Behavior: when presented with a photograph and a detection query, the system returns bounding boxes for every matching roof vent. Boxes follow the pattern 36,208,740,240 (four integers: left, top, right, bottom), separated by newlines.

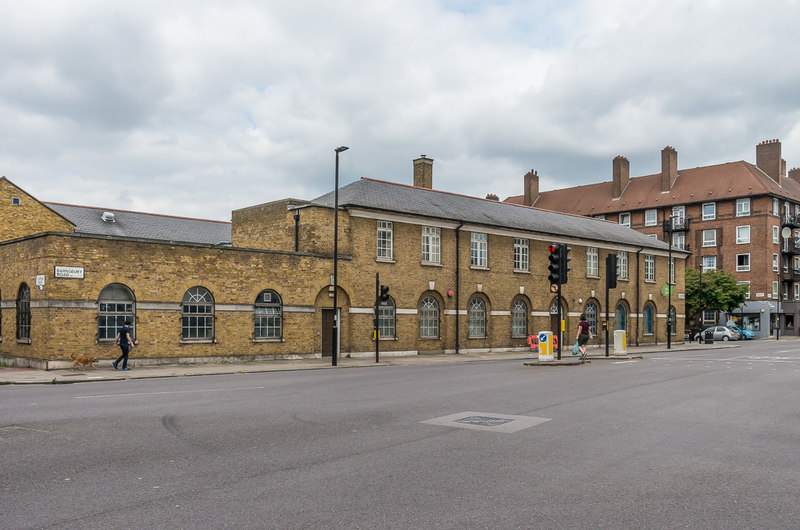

101,211,116,223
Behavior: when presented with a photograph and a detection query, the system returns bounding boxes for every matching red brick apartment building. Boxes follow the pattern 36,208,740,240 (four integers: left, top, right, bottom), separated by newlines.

506,139,800,338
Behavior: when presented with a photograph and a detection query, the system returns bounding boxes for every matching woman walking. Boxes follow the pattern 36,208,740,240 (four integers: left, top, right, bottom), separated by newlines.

576,313,592,358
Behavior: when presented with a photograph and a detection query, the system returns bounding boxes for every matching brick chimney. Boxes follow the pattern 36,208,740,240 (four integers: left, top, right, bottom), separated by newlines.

789,167,800,183
485,193,499,201
756,139,784,185
661,146,678,192
523,170,538,206
413,155,433,189
612,156,629,199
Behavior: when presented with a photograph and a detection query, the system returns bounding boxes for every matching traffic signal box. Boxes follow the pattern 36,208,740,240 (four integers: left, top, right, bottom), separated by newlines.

547,244,572,286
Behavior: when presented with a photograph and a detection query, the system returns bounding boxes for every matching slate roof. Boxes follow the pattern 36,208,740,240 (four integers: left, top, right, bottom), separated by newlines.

312,178,675,252
506,161,800,216
44,202,232,245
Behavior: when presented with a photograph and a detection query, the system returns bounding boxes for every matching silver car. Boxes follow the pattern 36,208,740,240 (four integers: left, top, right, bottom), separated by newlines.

694,326,739,342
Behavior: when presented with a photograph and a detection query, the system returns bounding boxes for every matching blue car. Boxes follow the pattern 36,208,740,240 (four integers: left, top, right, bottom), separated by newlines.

729,325,755,339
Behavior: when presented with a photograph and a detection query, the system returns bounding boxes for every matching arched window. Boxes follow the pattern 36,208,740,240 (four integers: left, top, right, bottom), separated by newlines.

98,284,135,341
378,296,396,339
511,298,528,337
468,297,486,338
182,286,214,340
419,296,439,338
254,289,282,339
585,301,598,335
643,304,654,335
615,303,627,331
668,305,677,335
17,283,30,341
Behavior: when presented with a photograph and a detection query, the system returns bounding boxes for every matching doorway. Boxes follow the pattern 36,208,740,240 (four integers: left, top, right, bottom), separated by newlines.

321,308,338,357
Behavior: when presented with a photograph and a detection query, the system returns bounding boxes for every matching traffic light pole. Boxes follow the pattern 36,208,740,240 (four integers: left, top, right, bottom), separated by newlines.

375,273,380,363
557,281,562,360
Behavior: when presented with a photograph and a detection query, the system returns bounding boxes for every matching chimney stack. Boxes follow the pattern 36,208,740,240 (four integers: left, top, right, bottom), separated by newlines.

413,155,433,189
756,139,784,184
523,170,539,206
789,167,800,183
612,156,629,199
485,193,499,201
661,146,678,192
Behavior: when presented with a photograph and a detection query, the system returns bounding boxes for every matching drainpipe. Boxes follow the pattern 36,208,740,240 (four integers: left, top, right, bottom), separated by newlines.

455,222,463,354
635,247,642,347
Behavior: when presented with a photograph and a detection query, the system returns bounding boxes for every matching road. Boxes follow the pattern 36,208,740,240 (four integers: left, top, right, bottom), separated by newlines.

2,340,800,528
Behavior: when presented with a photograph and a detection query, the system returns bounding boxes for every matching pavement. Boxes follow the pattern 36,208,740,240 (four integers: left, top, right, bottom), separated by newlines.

0,340,748,385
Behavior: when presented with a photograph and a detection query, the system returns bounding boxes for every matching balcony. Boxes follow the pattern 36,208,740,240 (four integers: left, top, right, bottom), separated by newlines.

782,238,800,256
663,216,691,233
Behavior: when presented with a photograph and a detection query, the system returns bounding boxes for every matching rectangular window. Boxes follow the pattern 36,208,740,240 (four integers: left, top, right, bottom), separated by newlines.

738,281,750,299
618,212,631,227
702,256,716,272
644,209,657,226
586,247,599,276
774,198,780,216
471,233,487,267
672,232,685,250
774,225,780,244
377,221,393,260
736,225,750,244
773,281,779,299
644,254,655,281
513,238,529,271
736,254,750,272
773,254,779,272
703,309,716,323
669,257,675,285
702,203,716,220
736,198,750,217
795,256,800,271
617,251,629,280
671,206,686,228
421,226,441,264
702,230,716,247
795,284,800,301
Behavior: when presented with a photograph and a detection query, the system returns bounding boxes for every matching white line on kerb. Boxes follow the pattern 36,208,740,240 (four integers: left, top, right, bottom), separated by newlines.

75,386,265,399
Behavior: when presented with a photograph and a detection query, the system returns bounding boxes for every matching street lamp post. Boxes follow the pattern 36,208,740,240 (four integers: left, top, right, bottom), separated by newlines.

332,146,349,366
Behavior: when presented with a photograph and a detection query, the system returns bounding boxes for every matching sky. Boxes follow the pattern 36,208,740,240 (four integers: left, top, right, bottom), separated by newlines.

2,0,800,221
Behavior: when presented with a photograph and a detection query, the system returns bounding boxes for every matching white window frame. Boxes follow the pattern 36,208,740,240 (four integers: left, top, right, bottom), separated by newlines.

773,254,779,272
644,254,655,281
702,202,716,221
421,226,441,264
702,229,716,247
773,281,779,299
702,256,717,272
774,198,780,216
644,209,657,226
513,238,529,272
736,254,750,272
618,212,631,227
736,225,750,244
586,247,599,277
795,284,800,301
774,225,780,244
672,232,685,250
617,251,629,280
377,221,393,261
471,233,488,268
669,257,675,285
736,198,750,217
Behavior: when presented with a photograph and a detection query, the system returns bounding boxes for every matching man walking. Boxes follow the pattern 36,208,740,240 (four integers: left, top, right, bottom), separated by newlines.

113,320,134,371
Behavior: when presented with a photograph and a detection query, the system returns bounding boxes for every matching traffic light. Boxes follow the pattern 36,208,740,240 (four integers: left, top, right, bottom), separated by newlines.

606,253,618,289
560,246,572,284
547,244,561,285
380,285,390,301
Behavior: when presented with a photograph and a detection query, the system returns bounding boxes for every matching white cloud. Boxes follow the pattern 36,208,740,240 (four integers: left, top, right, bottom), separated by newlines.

1,0,799,219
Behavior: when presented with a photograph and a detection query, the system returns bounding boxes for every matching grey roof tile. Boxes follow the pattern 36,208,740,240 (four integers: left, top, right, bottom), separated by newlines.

312,178,675,251
45,203,231,245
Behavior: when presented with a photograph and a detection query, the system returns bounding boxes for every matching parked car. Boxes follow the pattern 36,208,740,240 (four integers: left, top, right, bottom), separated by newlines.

728,324,755,339
694,326,739,342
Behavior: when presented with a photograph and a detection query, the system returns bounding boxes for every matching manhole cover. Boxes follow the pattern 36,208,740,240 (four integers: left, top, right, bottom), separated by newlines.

455,416,513,427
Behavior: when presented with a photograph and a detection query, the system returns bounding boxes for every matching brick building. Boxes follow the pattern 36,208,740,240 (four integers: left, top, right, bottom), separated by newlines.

0,160,686,369
506,139,800,338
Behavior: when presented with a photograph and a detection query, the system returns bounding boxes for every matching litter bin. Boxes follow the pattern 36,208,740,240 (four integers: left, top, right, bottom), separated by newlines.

704,330,714,344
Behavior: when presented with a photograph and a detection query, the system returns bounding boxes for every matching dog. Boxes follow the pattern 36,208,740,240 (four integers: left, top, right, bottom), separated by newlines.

70,352,99,370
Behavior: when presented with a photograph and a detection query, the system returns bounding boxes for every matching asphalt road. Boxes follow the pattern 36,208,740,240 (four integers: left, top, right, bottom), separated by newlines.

2,340,800,529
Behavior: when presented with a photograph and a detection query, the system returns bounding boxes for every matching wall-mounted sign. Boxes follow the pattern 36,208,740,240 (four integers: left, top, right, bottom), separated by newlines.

54,266,84,279
36,275,45,287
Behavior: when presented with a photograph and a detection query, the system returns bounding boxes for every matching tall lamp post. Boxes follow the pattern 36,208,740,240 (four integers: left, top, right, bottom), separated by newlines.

331,146,349,366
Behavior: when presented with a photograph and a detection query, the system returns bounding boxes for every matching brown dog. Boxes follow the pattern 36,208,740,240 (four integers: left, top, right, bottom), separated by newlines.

70,352,99,370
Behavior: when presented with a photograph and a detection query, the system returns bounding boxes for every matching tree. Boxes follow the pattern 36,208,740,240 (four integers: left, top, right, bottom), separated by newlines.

685,269,749,329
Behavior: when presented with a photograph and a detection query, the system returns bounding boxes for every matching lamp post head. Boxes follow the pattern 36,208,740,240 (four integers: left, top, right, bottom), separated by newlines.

335,146,349,153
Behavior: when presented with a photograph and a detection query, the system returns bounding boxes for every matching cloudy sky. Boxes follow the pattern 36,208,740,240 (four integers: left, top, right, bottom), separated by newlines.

2,0,800,221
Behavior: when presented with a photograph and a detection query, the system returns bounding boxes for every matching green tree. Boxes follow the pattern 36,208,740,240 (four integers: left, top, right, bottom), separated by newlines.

685,269,749,329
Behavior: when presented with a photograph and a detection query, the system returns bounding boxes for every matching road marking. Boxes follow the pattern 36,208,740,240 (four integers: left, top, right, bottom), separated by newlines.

613,360,637,364
75,386,264,399
421,411,551,433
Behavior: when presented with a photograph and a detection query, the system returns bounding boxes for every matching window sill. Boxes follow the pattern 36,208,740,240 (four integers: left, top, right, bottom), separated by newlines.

17,339,31,345
180,339,216,344
470,266,490,271
419,336,440,340
513,269,530,274
421,261,443,267
372,337,397,341
376,258,395,264
511,334,527,339
644,279,656,283
467,336,487,340
253,338,284,343
586,274,600,279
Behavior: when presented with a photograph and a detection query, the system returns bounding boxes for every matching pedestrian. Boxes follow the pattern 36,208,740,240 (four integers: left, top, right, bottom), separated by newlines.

113,320,134,371
576,313,592,357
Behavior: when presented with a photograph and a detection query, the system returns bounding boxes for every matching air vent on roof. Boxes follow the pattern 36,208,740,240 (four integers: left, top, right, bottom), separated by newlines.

101,211,116,223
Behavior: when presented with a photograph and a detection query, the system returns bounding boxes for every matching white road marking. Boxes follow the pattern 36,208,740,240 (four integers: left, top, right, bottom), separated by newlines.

75,386,265,399
613,360,637,364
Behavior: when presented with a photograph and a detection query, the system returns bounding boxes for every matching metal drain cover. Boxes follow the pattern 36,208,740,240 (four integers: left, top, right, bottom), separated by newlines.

421,411,551,433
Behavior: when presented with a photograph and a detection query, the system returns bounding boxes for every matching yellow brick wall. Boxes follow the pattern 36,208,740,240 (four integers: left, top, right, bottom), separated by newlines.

0,178,74,241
